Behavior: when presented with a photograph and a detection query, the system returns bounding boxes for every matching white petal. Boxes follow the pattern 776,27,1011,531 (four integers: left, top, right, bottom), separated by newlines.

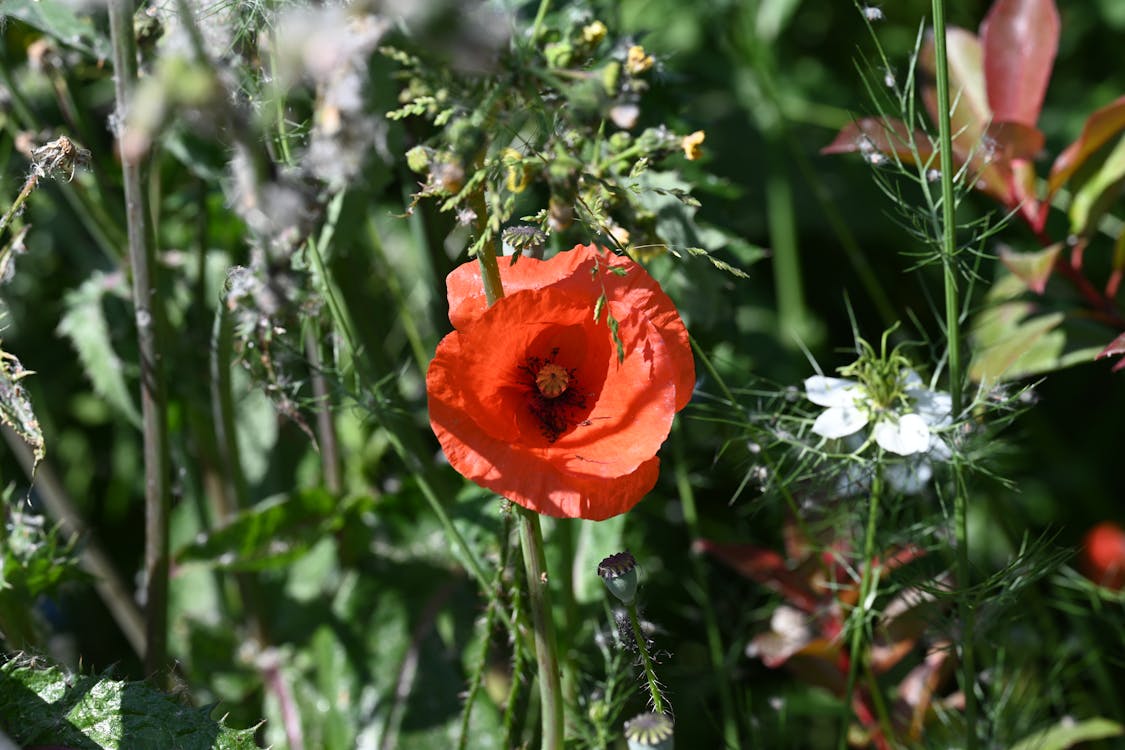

873,413,930,455
908,387,953,426
805,376,863,407
812,404,869,439
902,369,924,390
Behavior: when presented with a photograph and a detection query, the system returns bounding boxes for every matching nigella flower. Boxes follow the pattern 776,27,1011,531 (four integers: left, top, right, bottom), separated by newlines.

803,334,952,457
426,244,694,520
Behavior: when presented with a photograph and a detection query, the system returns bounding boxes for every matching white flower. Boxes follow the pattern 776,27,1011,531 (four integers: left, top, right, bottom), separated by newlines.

804,372,951,457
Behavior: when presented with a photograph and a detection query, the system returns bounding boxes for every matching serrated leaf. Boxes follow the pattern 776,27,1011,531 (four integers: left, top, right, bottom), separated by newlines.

998,242,1062,294
1048,95,1125,197
0,346,44,468
0,656,262,749
175,488,349,571
57,273,142,428
980,0,1059,128
0,0,111,59
1008,717,1123,750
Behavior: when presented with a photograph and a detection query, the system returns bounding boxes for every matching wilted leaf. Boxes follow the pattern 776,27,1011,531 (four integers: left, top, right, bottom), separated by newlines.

998,242,1063,294
980,0,1059,127
1048,95,1125,198
0,346,44,468
57,273,142,428
0,656,262,749
1008,717,1123,750
1066,134,1125,236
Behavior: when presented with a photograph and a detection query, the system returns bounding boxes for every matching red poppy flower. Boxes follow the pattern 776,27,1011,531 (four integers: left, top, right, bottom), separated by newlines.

426,243,694,520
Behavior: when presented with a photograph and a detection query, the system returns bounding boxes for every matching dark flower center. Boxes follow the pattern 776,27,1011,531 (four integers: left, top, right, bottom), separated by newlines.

521,348,587,442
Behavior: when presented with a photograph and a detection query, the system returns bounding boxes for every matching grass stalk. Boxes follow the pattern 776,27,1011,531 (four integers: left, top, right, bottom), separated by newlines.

108,0,171,681
928,0,977,744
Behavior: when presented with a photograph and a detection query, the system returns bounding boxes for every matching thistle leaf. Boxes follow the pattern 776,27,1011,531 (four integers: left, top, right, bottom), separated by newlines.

0,346,44,468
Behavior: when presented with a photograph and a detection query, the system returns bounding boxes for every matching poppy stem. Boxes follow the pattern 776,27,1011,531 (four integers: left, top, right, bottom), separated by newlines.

517,507,565,750
626,601,666,715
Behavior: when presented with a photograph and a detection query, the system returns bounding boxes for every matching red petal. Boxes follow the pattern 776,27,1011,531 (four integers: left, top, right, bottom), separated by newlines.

445,244,695,410
427,286,678,520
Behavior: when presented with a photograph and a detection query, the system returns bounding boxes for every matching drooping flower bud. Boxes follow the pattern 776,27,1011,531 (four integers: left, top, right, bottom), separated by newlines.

598,550,638,605
624,712,674,750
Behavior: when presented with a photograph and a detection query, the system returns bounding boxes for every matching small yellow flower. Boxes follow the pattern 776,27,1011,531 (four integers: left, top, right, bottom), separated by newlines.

502,148,529,193
582,20,607,46
681,130,705,161
625,45,654,75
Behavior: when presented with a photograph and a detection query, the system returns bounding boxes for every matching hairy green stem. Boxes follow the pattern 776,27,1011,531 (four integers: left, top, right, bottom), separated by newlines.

626,601,665,714
517,508,565,750
929,0,977,744
839,465,882,750
108,0,171,682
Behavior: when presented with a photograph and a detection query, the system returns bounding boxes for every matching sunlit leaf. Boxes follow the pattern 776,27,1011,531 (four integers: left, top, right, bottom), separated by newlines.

0,656,262,749
57,273,142,428
998,242,1063,294
1008,717,1123,750
969,274,1105,382
921,27,989,157
980,0,1059,127
175,489,360,571
1067,134,1125,236
0,0,111,58
1048,95,1125,197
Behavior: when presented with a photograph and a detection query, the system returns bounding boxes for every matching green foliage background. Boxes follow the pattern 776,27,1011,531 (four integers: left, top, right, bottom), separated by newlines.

0,0,1124,747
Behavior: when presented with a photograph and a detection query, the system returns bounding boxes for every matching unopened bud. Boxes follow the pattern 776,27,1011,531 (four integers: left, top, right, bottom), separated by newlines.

597,550,638,605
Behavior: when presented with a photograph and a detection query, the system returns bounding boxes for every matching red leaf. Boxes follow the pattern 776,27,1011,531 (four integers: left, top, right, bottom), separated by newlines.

820,117,934,164
980,0,1059,127
694,539,821,612
998,242,1064,294
1048,95,1125,198
1096,331,1125,372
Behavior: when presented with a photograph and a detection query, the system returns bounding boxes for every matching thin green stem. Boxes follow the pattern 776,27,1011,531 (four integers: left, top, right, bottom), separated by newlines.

626,601,665,714
0,175,39,239
517,508,564,750
839,464,882,750
109,0,171,683
530,0,551,43
929,1,977,745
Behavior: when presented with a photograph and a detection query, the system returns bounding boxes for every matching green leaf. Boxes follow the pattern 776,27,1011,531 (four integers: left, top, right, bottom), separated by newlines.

57,273,142,428
1067,134,1125,236
0,656,262,749
1008,717,1124,750
0,345,43,467
0,0,111,58
571,516,627,605
998,242,1063,294
175,488,354,571
969,273,1105,382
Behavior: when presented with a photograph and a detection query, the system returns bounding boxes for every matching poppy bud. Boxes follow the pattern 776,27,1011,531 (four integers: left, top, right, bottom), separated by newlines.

624,712,674,750
598,550,638,605
1081,522,1125,590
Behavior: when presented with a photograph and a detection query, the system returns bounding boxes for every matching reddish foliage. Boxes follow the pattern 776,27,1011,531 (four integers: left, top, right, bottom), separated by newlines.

1082,522,1125,590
